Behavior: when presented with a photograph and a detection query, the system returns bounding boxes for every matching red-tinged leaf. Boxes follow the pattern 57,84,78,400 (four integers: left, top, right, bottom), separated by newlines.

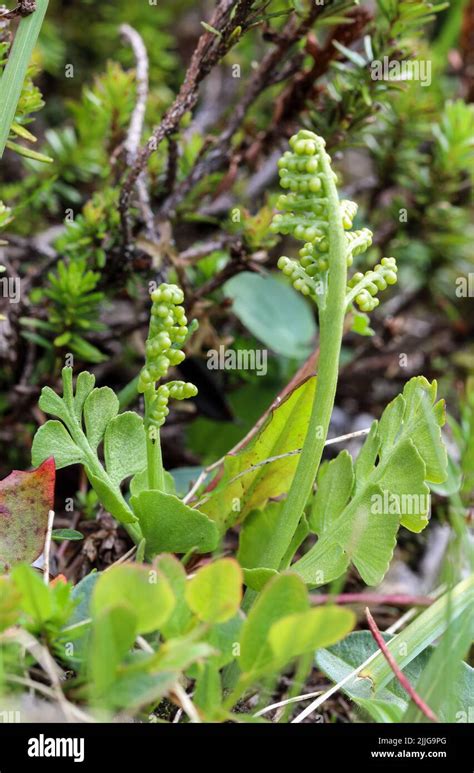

0,458,55,573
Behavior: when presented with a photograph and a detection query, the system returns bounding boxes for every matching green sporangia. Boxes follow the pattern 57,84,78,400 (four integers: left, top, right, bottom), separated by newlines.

31,284,217,555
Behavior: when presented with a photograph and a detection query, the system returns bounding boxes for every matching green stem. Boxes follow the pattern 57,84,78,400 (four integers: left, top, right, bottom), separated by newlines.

0,0,49,159
250,146,347,576
61,372,142,544
145,393,165,490
224,147,348,692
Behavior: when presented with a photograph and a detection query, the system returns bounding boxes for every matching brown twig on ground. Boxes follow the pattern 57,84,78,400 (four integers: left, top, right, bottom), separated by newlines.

0,0,36,19
162,136,179,199
177,235,241,265
158,4,325,220
311,593,434,607
248,6,372,160
365,607,439,723
119,23,157,241
119,0,261,248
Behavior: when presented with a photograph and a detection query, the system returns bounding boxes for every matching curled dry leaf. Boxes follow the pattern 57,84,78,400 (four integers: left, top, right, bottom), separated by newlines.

0,457,55,573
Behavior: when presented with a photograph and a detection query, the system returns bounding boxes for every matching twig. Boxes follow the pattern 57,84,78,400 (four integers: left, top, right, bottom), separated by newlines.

43,509,55,585
104,544,137,569
254,690,324,718
119,23,157,241
365,607,439,723
5,674,95,722
119,0,259,246
190,428,371,508
171,682,201,724
120,24,148,163
0,0,36,20
162,136,178,198
159,4,324,219
177,235,240,265
310,593,434,607
291,605,422,723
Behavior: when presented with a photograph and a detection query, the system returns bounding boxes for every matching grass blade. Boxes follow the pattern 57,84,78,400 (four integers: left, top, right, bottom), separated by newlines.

0,0,49,159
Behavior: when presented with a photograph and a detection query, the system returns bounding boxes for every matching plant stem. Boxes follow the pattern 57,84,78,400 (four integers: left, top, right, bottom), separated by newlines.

61,370,142,544
224,146,347,693
0,0,49,159
145,393,165,490
247,145,347,578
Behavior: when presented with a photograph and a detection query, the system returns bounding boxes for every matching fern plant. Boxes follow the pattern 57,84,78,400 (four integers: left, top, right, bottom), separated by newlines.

31,130,448,596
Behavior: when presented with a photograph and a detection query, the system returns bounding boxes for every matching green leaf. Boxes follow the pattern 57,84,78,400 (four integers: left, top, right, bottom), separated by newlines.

239,573,308,675
0,577,22,632
63,572,99,665
83,387,119,450
317,624,474,724
72,370,96,419
309,450,354,534
92,564,175,635
332,39,367,67
170,466,203,497
293,378,447,587
0,0,49,158
0,458,55,573
130,467,176,497
51,529,83,542
238,503,281,570
38,386,69,423
131,490,219,557
201,377,316,528
194,663,223,720
242,567,278,591
151,633,216,672
361,575,474,691
104,670,176,712
104,412,147,485
206,614,244,668
5,140,53,163
224,272,316,358
268,606,355,668
32,420,84,469
185,559,243,623
403,608,474,723
89,604,137,701
87,472,137,525
153,554,192,639
11,564,53,625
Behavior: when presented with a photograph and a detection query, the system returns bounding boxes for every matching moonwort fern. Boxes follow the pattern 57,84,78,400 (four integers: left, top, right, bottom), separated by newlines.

246,131,399,578
31,284,218,555
30,130,447,599
234,130,446,599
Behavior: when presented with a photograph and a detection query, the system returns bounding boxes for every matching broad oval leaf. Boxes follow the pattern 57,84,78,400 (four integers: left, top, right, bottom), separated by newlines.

185,558,243,623
224,272,316,358
92,563,175,635
0,458,55,573
131,489,219,557
240,573,308,675
268,606,355,668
